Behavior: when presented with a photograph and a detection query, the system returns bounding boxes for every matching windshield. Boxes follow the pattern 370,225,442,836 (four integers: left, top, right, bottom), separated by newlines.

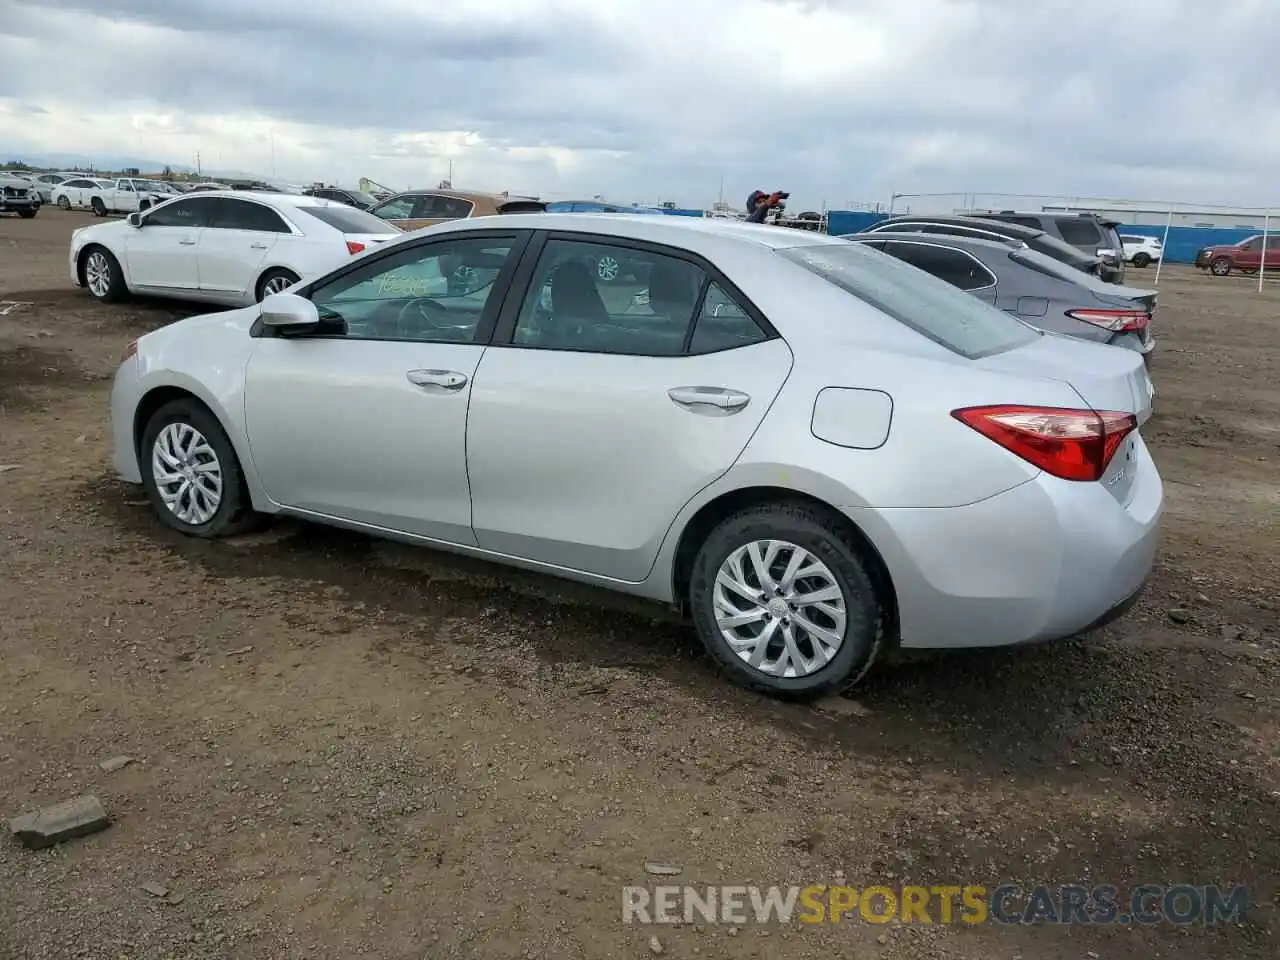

780,242,1039,359
296,205,402,235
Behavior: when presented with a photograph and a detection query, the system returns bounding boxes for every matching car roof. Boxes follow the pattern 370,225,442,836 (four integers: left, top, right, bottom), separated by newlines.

972,209,1122,227
437,212,849,251
851,230,1022,252
167,190,339,208
878,214,1044,238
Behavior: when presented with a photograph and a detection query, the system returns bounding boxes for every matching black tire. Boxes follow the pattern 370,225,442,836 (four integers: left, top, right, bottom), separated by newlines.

90,196,106,217
688,501,883,699
80,246,128,303
1132,253,1150,268
57,196,71,210
1211,257,1231,277
18,208,37,219
256,267,301,301
138,199,151,212
140,399,262,538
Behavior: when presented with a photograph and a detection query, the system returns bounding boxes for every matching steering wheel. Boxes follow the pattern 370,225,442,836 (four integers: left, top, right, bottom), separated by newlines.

394,297,451,338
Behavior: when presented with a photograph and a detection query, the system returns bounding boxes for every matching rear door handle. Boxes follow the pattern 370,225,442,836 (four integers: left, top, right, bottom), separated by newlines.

250,242,269,250
406,369,468,390
178,238,196,246
667,386,750,413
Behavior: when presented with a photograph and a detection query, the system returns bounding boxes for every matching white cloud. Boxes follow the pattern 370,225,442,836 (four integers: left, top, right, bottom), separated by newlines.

1,0,1278,210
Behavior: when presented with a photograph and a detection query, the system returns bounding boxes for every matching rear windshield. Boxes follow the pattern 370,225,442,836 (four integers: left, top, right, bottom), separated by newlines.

779,242,1039,359
1011,248,1117,292
296,204,401,235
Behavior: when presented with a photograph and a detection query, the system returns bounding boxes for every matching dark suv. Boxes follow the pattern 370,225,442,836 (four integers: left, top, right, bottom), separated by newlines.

963,210,1126,283
859,214,1111,281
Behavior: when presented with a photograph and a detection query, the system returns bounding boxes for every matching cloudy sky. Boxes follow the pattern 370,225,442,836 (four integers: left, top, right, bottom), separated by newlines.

1,0,1277,210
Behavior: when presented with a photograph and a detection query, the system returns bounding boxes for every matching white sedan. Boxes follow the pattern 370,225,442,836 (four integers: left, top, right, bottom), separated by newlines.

70,191,403,307
52,177,115,210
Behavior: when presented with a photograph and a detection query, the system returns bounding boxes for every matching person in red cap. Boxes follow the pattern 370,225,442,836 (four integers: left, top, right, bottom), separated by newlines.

746,190,771,223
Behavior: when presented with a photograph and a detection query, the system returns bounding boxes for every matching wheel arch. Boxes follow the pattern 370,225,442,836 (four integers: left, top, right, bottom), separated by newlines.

76,241,123,287
667,484,899,646
131,380,275,514
254,264,302,301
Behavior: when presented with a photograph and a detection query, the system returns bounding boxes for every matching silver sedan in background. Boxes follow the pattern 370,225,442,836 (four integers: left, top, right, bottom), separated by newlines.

108,214,1162,699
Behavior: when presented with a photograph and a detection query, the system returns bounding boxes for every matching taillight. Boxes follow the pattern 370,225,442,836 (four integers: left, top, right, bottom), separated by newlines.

346,240,365,255
121,340,138,362
1065,308,1150,332
952,405,1137,482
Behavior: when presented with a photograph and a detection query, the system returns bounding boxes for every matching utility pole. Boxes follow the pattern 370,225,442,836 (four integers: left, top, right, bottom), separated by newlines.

270,129,276,177
195,151,201,177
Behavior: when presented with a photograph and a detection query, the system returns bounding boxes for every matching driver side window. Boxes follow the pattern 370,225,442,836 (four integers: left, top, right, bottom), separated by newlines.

308,236,518,343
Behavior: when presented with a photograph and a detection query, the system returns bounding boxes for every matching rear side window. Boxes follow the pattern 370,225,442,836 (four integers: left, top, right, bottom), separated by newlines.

212,198,291,233
297,205,401,234
881,241,997,291
430,195,475,219
988,215,1043,230
780,243,1038,359
1056,218,1104,246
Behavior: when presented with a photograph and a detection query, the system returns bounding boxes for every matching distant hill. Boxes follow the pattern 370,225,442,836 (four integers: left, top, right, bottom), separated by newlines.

2,152,197,174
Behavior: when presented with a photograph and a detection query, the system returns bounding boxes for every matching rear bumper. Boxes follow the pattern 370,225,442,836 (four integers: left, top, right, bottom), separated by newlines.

847,437,1163,650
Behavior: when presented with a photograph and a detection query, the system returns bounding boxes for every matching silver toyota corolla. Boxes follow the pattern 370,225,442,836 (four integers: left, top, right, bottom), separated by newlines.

108,213,1162,699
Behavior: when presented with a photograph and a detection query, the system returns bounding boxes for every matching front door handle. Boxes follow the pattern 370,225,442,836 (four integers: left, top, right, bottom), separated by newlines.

406,369,468,390
178,238,196,246
668,386,751,413
250,242,269,250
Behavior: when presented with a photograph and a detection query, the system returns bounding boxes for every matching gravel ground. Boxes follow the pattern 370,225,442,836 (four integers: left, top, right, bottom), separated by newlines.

0,209,1277,960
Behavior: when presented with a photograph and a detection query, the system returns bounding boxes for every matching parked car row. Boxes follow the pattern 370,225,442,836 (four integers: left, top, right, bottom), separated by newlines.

848,213,1157,359
103,212,1161,699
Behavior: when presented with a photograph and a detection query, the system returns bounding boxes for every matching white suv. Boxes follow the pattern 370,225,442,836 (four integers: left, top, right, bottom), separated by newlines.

1120,234,1163,268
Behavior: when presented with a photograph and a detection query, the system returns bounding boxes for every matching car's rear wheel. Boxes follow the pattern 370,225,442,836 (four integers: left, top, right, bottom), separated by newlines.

82,246,127,302
90,197,107,216
140,399,262,538
256,268,300,301
57,196,71,210
688,502,883,699
1211,257,1232,276
1132,253,1151,268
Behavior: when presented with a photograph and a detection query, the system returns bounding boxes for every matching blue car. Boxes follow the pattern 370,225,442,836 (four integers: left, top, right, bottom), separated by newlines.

544,200,666,282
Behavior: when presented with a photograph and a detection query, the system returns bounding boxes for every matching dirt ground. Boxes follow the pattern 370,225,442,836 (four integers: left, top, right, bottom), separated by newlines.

0,209,1276,960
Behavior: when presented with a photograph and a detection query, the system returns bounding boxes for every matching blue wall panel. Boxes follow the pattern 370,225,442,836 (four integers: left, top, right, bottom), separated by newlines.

826,211,888,236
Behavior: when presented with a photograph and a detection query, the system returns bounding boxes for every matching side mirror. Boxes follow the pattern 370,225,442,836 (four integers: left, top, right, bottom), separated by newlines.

260,292,319,330
126,213,142,227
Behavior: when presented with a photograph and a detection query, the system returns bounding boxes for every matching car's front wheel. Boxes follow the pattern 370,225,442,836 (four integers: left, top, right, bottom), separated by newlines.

688,502,883,699
82,246,127,302
1211,257,1232,276
140,399,262,538
57,196,71,210
90,197,107,217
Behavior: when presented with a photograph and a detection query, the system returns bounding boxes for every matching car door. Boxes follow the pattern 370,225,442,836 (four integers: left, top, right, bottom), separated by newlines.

242,230,529,542
465,234,792,582
124,195,216,290
1236,237,1263,270
197,197,288,299
1264,235,1280,270
880,240,999,306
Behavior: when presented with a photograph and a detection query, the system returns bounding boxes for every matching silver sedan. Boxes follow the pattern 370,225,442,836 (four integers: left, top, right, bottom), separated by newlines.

108,213,1163,699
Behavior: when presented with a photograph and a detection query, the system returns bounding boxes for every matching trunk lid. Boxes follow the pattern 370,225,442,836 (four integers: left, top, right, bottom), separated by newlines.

975,333,1154,423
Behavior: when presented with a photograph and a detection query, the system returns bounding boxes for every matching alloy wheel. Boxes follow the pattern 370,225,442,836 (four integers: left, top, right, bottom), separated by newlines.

713,539,847,678
85,252,111,297
596,255,620,281
262,274,295,295
151,422,224,526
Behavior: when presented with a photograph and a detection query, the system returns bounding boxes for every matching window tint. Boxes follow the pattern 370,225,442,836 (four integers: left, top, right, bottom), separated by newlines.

211,198,290,232
1056,218,1103,246
779,242,1037,359
882,241,996,291
308,236,516,343
143,196,218,228
429,195,475,219
65,179,94,188
296,205,401,235
1010,249,1116,292
371,195,417,220
1241,237,1262,251
689,282,767,354
512,239,705,356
